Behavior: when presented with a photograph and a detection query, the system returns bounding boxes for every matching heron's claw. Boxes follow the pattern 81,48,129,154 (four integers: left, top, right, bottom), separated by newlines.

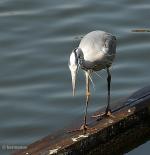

67,124,89,134
92,112,105,120
67,124,96,134
106,110,115,118
80,124,89,131
92,110,115,121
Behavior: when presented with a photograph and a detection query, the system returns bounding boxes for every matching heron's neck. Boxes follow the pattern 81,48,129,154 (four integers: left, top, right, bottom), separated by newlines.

75,48,87,70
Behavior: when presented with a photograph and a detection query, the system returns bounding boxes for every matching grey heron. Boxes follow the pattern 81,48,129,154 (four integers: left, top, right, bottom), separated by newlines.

69,30,116,131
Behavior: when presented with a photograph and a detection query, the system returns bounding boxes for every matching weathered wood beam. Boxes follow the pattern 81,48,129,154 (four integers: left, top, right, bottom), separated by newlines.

12,86,150,155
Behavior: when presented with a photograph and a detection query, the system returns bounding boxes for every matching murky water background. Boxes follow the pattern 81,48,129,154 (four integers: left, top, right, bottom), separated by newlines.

0,0,150,154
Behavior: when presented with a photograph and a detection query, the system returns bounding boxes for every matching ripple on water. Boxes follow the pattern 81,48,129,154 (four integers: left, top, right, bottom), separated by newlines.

0,1,150,155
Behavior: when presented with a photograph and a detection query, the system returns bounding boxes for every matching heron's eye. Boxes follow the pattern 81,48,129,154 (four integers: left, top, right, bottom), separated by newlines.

74,48,78,53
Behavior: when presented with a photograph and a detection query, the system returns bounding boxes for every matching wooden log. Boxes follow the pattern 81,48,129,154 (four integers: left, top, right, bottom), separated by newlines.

12,86,150,155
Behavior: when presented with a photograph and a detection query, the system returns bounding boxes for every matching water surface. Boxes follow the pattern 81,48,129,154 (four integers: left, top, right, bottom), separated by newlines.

0,0,150,154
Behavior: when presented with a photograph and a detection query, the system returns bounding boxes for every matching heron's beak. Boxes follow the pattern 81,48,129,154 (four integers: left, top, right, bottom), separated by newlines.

69,65,77,96
71,69,77,96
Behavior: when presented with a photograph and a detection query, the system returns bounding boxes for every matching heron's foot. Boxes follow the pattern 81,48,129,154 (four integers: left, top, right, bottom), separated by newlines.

92,111,105,120
67,124,88,134
80,124,97,134
67,124,96,134
80,124,89,131
106,110,115,118
92,110,115,121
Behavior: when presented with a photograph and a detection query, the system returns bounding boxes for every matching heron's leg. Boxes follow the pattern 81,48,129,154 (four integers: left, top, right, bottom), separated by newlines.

81,71,90,131
105,68,115,118
105,68,111,114
92,68,114,120
67,71,92,134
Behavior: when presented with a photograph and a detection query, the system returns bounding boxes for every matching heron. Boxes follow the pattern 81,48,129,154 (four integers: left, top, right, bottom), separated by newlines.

69,30,116,131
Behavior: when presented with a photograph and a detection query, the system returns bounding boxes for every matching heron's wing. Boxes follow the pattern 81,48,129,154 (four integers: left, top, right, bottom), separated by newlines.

103,34,116,56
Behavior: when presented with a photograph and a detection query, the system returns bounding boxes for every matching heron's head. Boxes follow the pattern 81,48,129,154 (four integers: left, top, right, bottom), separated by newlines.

68,48,83,96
